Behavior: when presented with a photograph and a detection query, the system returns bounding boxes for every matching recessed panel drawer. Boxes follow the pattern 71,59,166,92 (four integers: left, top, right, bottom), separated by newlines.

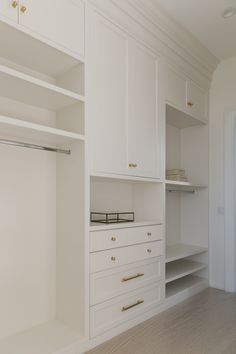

90,257,164,305
90,281,165,337
90,224,164,252
90,240,164,273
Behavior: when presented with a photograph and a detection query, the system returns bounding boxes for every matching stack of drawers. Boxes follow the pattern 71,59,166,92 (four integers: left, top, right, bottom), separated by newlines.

89,224,165,337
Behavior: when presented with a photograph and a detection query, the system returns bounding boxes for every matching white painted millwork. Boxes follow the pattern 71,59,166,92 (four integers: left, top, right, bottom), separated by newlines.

0,0,217,352
90,224,164,252
0,0,18,22
90,257,164,305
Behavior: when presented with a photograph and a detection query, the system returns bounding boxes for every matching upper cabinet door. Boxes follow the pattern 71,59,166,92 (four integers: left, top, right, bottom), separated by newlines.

0,0,18,23
127,41,160,178
89,15,128,175
186,80,208,122
18,0,84,56
166,67,186,111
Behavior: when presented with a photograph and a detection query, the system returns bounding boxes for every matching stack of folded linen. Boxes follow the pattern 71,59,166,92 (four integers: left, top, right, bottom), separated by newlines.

166,169,188,182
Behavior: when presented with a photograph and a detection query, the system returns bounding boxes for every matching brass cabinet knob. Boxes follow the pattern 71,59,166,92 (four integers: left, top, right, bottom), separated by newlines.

129,163,138,168
187,102,194,107
20,5,27,13
147,249,152,253
147,232,152,236
11,1,18,8
111,236,116,241
111,256,116,261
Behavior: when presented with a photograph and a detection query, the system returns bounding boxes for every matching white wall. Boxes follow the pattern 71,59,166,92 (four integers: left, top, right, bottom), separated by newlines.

210,57,236,290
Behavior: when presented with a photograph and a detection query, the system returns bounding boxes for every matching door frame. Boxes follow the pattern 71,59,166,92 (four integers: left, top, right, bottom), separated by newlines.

224,112,236,292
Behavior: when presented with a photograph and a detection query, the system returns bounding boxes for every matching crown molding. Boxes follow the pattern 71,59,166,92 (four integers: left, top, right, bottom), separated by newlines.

87,0,219,81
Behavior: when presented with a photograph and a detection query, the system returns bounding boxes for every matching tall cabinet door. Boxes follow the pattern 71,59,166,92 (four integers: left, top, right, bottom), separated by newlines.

0,0,18,23
18,0,84,56
88,15,128,175
127,41,160,178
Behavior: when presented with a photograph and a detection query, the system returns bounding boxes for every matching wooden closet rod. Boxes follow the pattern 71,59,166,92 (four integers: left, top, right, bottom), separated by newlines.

0,138,71,155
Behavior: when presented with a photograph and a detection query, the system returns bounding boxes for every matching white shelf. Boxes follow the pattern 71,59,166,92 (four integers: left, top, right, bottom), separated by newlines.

0,320,84,354
165,180,207,192
166,259,207,283
0,64,85,111
166,244,208,263
166,275,207,299
90,172,162,184
90,221,162,232
0,18,84,78
0,115,84,147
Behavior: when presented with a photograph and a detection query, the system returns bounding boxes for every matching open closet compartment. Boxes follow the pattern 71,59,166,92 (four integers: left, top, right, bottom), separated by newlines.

0,31,86,354
165,104,209,301
90,176,164,230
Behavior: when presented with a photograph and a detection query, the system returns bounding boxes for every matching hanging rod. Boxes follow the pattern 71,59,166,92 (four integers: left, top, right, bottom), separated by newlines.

166,189,195,194
0,138,71,155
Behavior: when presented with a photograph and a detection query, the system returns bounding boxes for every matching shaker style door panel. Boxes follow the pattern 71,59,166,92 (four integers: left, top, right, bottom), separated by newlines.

186,80,208,122
166,67,186,111
18,0,85,56
0,0,18,23
127,41,160,178
89,15,128,175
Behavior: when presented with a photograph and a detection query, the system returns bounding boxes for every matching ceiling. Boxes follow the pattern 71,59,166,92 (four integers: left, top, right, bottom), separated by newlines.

153,0,236,60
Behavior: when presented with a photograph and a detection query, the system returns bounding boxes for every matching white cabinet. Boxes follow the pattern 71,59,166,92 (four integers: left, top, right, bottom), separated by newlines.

127,41,160,178
166,66,208,122
186,80,207,121
89,14,161,179
0,0,18,22
90,16,128,175
18,0,84,56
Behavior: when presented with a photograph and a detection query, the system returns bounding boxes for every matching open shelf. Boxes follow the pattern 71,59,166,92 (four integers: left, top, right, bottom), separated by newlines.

0,64,85,111
90,221,162,231
166,104,207,129
166,244,208,263
166,275,207,299
0,19,84,78
0,115,85,147
165,180,207,192
0,320,84,354
90,172,162,184
166,259,207,283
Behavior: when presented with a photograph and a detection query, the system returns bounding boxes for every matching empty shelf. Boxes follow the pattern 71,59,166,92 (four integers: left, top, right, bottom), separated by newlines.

166,180,207,192
0,64,85,111
166,244,208,263
0,115,85,147
166,259,207,283
166,275,207,299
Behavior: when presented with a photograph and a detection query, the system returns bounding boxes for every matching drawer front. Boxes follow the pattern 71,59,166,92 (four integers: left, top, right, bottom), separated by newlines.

90,224,164,252
90,240,164,273
90,281,165,337
90,257,164,305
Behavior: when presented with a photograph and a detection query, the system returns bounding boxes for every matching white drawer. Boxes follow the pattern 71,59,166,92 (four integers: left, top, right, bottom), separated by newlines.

90,257,164,305
90,224,164,252
90,240,164,273
90,281,165,337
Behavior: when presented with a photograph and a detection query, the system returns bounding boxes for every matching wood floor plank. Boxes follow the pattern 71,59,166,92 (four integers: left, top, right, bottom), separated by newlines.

87,288,236,354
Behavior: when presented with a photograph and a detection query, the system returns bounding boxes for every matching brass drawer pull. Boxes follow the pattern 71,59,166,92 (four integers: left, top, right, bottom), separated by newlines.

122,299,144,312
111,236,117,241
187,102,194,107
129,163,137,168
147,249,152,253
111,256,116,261
122,273,144,282
20,5,27,13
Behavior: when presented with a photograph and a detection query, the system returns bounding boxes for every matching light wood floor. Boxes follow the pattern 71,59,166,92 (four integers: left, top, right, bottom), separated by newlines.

87,288,236,354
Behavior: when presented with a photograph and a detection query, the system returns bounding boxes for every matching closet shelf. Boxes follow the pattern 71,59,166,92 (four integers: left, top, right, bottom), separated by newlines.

165,180,207,192
0,115,85,147
166,244,208,263
166,259,207,284
0,64,85,111
166,275,207,299
0,320,84,354
0,19,84,78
